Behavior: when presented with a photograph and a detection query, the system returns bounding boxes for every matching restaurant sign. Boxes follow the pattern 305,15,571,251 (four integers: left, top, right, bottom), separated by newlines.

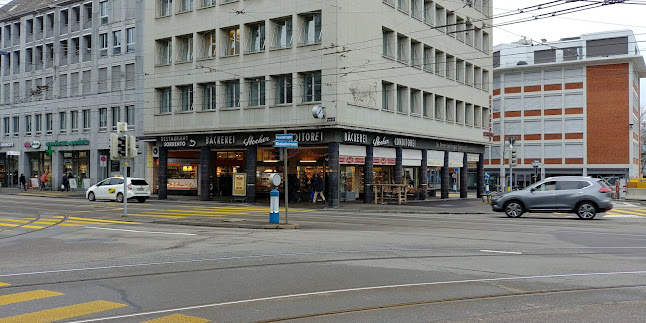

161,135,196,148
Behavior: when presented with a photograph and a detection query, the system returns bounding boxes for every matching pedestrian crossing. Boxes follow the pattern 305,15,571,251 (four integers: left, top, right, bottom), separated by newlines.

128,206,314,219
0,287,211,322
0,216,140,232
604,208,646,218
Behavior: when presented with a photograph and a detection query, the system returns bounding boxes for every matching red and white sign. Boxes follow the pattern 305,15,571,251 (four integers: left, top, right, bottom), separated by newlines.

100,155,107,167
373,157,396,165
340,156,365,165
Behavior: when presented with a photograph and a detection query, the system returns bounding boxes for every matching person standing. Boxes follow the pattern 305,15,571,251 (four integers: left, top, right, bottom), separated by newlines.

312,173,326,204
62,174,70,192
19,174,26,191
40,171,48,190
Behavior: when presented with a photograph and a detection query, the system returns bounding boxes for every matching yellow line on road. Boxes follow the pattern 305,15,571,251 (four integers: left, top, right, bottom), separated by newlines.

139,212,226,218
610,209,646,216
166,209,249,215
126,214,187,219
0,300,127,323
142,314,210,323
52,216,140,224
0,223,43,229
0,282,10,287
0,290,63,306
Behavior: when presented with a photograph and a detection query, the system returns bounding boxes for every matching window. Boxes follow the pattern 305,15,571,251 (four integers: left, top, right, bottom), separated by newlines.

225,27,240,56
157,38,172,65
113,30,121,55
111,107,120,131
99,33,108,57
302,71,322,102
71,110,78,132
423,46,432,71
382,81,394,110
396,36,407,64
179,85,194,111
125,64,135,89
125,105,135,129
25,115,32,135
59,111,66,133
99,1,108,25
272,18,292,49
224,81,240,108
160,0,173,17
199,30,216,59
396,86,406,113
202,0,216,7
382,29,394,58
34,114,41,134
247,23,265,53
98,108,107,130
248,78,265,106
411,0,421,18
180,0,193,12
398,0,409,12
300,12,322,45
410,89,420,115
177,34,193,62
411,40,421,68
275,75,292,105
3,117,8,136
83,109,90,130
159,87,172,113
13,116,19,136
45,113,52,134
126,28,135,52
423,0,433,24
201,83,216,110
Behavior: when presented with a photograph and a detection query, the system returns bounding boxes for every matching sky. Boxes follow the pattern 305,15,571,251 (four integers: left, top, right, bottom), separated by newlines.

492,0,646,107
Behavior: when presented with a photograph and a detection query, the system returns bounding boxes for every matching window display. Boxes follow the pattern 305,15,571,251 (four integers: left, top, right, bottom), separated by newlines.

167,159,199,190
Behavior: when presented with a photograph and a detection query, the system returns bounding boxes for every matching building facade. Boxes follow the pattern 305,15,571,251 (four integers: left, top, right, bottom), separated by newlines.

0,0,145,189
487,30,646,189
143,0,493,205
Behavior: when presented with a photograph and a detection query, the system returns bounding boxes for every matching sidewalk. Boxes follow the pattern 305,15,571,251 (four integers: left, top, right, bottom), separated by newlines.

1,186,494,215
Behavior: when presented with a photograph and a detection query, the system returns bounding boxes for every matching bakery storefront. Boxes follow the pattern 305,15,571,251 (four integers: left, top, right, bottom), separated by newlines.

154,130,485,204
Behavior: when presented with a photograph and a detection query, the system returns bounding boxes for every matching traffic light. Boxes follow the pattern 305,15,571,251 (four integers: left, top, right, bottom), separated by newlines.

117,135,127,158
127,135,137,158
110,133,120,160
510,148,517,167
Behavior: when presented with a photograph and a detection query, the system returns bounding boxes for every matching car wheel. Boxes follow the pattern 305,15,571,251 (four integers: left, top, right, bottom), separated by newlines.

576,202,596,219
88,192,96,202
116,193,124,203
505,201,524,218
137,198,146,203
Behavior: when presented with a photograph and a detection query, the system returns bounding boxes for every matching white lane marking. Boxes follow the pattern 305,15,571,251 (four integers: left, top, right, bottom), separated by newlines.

4,247,646,278
480,249,522,255
604,214,641,218
68,269,646,323
84,226,197,236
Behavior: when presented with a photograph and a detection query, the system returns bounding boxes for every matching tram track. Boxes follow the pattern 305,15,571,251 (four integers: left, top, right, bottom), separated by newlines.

0,212,69,240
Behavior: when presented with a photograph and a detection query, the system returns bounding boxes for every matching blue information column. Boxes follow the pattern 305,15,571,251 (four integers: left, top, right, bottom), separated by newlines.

268,173,282,224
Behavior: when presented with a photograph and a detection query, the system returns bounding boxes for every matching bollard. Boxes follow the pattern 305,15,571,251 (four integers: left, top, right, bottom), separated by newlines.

485,183,490,194
269,188,279,224
452,181,457,193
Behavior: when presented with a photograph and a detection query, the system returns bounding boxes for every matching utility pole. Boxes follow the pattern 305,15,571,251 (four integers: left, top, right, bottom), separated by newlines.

508,136,517,191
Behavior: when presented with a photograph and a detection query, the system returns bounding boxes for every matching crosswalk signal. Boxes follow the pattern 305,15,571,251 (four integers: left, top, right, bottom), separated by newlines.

117,135,127,158
510,148,517,167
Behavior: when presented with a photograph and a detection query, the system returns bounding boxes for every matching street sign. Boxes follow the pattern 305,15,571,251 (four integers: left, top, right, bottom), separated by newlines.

485,172,490,179
275,134,294,141
100,155,107,167
274,141,298,148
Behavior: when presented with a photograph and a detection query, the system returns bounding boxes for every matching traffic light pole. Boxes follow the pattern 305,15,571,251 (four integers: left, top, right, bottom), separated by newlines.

123,161,128,217
509,143,513,191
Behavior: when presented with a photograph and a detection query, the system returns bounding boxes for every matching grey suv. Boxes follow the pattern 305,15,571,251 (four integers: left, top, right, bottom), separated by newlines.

491,176,613,219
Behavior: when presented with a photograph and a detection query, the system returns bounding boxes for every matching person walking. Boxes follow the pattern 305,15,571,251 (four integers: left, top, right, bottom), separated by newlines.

19,174,26,191
40,171,48,190
312,173,326,204
62,174,70,192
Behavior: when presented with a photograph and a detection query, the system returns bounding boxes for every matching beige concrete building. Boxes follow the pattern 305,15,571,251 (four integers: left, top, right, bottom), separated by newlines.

143,0,493,205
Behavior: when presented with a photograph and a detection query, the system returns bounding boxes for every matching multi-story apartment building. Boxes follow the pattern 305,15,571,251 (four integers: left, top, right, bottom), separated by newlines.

486,30,646,189
144,0,493,205
0,0,144,189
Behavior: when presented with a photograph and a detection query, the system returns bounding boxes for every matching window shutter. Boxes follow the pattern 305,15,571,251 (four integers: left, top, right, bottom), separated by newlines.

565,143,584,158
125,64,135,89
504,97,521,111
544,94,561,109
524,96,541,110
504,73,521,87
564,118,583,133
564,93,583,108
523,144,541,158
524,120,541,134
564,68,583,83
524,71,541,86
111,65,121,92
543,69,561,84
544,119,562,134
492,98,500,112
544,144,562,158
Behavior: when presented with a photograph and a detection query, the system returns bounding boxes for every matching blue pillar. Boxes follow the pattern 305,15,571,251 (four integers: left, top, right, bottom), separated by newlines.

395,147,403,184
158,147,168,200
441,151,449,199
460,153,468,198
419,149,428,200
200,146,210,201
246,145,257,203
328,142,340,208
364,145,374,203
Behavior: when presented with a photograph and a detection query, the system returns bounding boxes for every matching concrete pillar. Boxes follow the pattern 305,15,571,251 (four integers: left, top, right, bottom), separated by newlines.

158,147,168,200
419,149,428,200
246,145,257,203
90,148,98,187
477,153,484,198
460,153,468,198
441,151,449,199
328,142,340,208
52,151,63,190
364,145,374,203
199,146,210,201
395,147,403,184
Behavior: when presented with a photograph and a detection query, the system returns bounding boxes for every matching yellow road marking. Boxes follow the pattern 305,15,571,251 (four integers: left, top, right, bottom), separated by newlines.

52,216,140,224
195,207,313,212
0,282,10,287
0,223,43,229
0,300,127,323
142,314,210,323
138,212,226,218
126,214,187,219
0,290,63,306
609,209,646,216
166,209,249,215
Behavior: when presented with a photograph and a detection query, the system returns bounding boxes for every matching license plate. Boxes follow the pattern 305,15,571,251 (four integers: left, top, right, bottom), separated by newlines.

137,188,144,191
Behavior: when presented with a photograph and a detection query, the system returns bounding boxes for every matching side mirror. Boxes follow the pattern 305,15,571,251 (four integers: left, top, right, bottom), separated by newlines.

530,188,536,193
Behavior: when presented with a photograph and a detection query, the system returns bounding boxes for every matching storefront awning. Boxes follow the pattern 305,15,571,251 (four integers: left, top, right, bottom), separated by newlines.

449,152,464,168
340,144,367,165
467,153,480,162
373,147,396,165
403,149,421,166
427,150,444,167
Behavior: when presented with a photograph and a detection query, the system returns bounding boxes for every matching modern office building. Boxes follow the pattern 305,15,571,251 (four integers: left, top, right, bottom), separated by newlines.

143,0,493,205
0,0,144,189
487,30,646,189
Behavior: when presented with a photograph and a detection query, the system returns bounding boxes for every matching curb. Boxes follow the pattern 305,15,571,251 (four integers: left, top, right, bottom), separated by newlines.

152,219,300,229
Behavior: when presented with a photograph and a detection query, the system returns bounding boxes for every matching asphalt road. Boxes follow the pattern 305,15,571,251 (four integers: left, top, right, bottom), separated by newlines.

0,194,645,322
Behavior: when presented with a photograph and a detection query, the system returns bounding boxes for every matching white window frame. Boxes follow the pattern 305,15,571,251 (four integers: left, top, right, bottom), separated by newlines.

177,34,193,62
179,85,194,111
302,71,321,102
272,18,292,49
224,81,240,108
25,115,32,136
98,108,107,130
200,30,216,59
201,83,216,110
99,33,108,57
71,110,78,132
45,113,52,134
59,111,66,134
111,106,120,131
159,88,172,113
299,12,322,45
248,78,265,107
99,1,108,25
225,27,240,56
247,23,265,53
160,0,173,17
275,75,292,105
125,105,135,130
179,0,194,13
113,30,121,55
157,38,172,65
126,27,135,53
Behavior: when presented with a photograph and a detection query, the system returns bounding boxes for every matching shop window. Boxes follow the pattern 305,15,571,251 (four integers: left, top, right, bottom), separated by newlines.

167,158,199,191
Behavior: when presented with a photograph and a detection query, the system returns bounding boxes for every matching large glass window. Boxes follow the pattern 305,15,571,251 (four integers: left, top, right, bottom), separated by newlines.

275,75,292,105
302,71,321,102
201,83,216,110
224,81,240,108
159,87,172,113
301,13,322,45
248,79,265,106
272,18,292,49
179,85,194,111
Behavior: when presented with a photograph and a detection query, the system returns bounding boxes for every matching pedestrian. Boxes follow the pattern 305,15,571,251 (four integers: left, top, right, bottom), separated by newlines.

19,173,26,191
40,171,48,190
62,174,70,192
312,173,326,204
